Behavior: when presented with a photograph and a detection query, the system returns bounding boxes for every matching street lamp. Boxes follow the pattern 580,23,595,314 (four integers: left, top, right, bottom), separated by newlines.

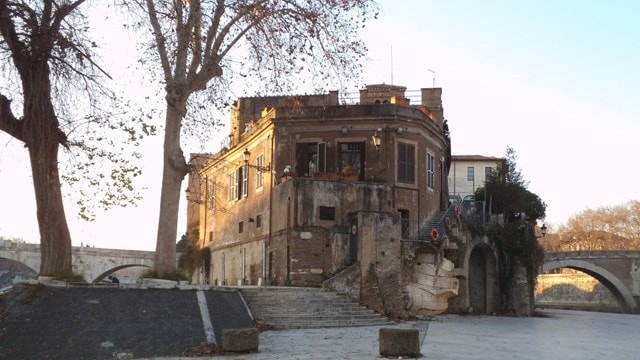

540,224,547,237
372,129,382,149
243,148,270,172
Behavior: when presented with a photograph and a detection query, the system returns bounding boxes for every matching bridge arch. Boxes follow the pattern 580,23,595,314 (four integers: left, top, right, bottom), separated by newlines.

92,264,151,283
541,259,637,313
0,257,38,276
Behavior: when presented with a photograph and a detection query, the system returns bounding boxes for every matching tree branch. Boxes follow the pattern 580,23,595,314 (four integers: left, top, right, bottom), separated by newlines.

146,0,174,85
0,0,29,67
0,94,25,142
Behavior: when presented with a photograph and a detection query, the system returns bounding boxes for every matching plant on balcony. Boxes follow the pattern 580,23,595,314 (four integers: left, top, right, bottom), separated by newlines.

341,164,358,176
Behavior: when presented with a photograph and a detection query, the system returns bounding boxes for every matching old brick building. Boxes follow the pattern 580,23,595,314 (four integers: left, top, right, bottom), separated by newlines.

187,84,462,316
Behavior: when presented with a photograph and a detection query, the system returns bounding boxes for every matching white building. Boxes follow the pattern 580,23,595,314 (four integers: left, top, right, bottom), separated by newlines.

448,155,504,200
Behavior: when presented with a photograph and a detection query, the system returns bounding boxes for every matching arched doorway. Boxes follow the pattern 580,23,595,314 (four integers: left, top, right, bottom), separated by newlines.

468,244,498,313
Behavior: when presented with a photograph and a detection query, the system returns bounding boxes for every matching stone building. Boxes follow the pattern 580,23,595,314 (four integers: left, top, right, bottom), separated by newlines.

187,84,467,317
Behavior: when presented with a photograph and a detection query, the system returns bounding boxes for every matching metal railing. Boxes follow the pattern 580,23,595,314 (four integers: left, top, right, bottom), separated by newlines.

337,89,426,105
402,196,464,243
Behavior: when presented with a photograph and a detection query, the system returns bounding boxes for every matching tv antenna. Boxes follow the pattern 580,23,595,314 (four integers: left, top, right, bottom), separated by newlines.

428,69,436,88
390,45,394,84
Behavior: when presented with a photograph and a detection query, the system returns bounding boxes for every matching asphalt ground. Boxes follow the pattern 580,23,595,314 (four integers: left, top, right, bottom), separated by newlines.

0,285,252,360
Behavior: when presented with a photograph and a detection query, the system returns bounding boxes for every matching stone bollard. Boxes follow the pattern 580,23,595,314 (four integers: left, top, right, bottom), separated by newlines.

379,328,421,358
221,328,259,352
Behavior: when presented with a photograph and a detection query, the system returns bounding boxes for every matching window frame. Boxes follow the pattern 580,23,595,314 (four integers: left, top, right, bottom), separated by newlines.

426,151,435,190
467,166,475,182
228,170,237,202
241,164,248,198
256,153,265,189
397,142,416,184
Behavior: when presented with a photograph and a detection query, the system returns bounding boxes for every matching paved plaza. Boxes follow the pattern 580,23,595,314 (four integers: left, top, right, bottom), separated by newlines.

142,309,640,360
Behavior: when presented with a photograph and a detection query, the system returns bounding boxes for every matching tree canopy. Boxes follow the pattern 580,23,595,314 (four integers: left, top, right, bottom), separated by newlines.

0,0,150,277
472,147,547,314
542,200,640,251
474,147,546,224
124,0,378,276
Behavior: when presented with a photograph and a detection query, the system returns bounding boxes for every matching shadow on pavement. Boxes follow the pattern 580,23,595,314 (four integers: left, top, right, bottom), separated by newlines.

0,284,252,360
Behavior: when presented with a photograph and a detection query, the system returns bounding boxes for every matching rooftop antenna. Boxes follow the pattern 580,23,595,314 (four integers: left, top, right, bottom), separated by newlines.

428,69,436,88
390,45,394,84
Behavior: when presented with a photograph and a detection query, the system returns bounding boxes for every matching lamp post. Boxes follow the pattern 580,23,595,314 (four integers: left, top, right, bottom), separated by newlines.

243,148,270,172
537,223,547,238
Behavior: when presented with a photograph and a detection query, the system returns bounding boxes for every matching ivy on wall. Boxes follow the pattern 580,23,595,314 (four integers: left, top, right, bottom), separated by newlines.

486,222,545,312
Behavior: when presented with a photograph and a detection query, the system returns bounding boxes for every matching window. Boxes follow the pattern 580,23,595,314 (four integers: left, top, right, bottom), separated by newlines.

339,142,364,178
256,154,265,188
241,165,248,198
467,166,475,182
296,142,326,177
319,206,336,221
228,166,247,202
397,143,415,183
228,171,237,201
399,209,410,238
426,152,435,189
238,221,244,233
256,214,262,228
207,178,215,211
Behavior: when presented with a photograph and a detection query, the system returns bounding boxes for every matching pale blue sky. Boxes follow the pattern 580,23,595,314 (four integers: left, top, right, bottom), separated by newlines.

361,0,640,227
1,1,639,249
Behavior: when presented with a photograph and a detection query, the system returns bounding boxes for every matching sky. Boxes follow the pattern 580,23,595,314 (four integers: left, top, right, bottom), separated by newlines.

1,0,639,250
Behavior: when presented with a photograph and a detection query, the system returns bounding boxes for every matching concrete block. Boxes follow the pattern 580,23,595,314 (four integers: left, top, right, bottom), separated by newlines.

222,328,259,352
379,328,421,358
141,278,177,289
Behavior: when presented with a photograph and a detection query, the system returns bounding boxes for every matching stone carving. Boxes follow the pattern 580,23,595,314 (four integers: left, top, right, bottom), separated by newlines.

405,254,459,316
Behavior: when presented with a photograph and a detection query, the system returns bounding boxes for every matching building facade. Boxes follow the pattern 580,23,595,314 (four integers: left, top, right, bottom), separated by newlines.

187,84,462,316
448,155,505,201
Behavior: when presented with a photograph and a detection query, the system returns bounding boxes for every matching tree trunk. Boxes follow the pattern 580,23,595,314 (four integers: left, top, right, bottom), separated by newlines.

23,64,73,278
154,99,188,276
30,140,73,277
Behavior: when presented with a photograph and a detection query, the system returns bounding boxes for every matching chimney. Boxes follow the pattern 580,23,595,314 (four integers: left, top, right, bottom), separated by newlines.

421,88,443,125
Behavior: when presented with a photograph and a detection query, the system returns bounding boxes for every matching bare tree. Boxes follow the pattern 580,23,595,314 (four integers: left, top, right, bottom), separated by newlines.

0,1,149,278
544,200,640,251
127,0,378,276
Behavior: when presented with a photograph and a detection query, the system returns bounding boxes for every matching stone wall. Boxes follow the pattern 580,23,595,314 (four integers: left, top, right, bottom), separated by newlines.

322,262,361,301
536,273,621,312
209,239,265,286
289,227,332,286
357,211,405,317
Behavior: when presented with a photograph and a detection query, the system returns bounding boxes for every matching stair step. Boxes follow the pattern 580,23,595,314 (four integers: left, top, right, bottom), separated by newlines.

240,287,391,329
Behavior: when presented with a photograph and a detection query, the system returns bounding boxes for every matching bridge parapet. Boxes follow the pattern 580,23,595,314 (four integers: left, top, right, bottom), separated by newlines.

545,251,640,261
0,240,40,251
0,241,169,283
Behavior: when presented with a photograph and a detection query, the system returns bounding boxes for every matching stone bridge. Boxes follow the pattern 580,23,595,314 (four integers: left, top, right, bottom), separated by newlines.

541,251,640,313
0,240,162,283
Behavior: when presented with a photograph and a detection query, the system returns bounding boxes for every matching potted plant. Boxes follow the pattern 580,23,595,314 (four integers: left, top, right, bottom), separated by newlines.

341,164,358,181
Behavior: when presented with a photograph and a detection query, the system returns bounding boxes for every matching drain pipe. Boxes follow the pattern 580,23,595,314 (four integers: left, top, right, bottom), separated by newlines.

262,241,267,284
241,247,246,285
221,252,225,285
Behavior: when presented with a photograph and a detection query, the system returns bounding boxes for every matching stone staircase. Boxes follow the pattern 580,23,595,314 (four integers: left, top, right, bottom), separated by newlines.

239,287,394,329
